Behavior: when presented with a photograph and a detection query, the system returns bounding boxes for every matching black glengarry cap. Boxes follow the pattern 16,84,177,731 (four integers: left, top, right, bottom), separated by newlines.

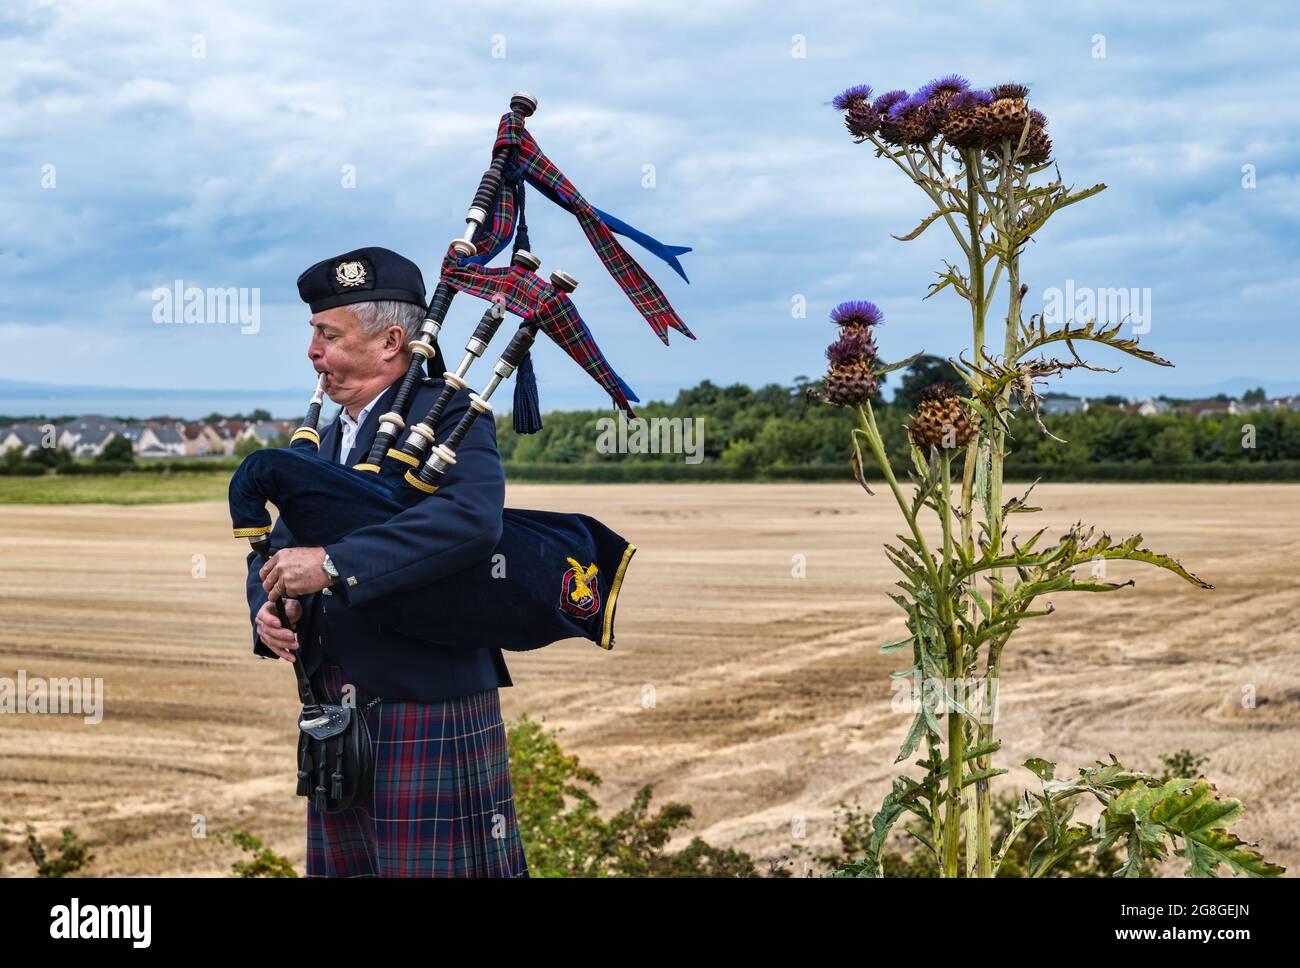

297,245,427,313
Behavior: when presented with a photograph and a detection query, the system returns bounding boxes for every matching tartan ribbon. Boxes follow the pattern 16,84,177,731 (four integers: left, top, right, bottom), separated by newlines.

492,112,693,346
439,262,639,416
464,155,521,267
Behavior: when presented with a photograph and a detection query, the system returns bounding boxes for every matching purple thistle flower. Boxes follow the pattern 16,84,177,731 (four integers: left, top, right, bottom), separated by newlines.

900,91,930,114
919,74,970,100
826,328,879,366
1029,108,1048,127
872,90,909,116
889,92,929,120
833,84,874,111
831,300,884,328
950,90,992,112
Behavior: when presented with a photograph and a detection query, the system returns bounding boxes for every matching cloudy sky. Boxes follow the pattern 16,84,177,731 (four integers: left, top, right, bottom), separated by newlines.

1,0,1297,414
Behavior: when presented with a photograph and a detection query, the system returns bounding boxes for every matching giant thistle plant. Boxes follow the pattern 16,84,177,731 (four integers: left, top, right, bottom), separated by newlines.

824,78,1283,878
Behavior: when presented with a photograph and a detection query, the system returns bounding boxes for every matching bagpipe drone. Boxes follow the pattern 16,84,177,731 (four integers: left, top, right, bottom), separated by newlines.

230,91,693,655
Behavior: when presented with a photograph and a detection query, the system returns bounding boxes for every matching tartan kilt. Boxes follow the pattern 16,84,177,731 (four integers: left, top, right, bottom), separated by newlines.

304,660,529,878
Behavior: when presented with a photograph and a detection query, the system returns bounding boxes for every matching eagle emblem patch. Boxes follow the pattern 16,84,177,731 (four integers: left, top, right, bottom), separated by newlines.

559,557,600,618
335,260,367,287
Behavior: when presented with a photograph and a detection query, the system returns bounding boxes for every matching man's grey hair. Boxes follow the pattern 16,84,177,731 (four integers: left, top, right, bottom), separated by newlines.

349,300,425,344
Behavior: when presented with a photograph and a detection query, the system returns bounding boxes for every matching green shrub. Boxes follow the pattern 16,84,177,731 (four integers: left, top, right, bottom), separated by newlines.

97,435,135,463
508,713,763,877
212,824,298,878
25,825,95,877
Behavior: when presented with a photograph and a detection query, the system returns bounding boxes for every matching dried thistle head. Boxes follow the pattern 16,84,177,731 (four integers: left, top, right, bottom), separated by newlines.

894,93,941,145
823,362,880,407
988,82,1030,101
873,90,912,145
942,90,992,148
908,382,978,450
981,96,1030,143
826,327,878,367
1022,109,1052,163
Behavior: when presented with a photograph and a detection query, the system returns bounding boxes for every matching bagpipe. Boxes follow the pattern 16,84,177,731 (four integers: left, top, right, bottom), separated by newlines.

230,91,693,656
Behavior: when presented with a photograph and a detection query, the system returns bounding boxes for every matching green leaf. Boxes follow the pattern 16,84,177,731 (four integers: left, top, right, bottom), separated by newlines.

1058,181,1107,210
849,432,875,496
963,739,1002,762
1002,478,1042,515
1098,777,1285,878
872,352,924,378
1148,780,1286,877
966,584,993,621
961,767,1009,788
895,706,933,763
892,207,964,242
1024,757,1056,782
1029,823,1095,878
1015,318,1173,369
1072,535,1214,590
838,777,920,878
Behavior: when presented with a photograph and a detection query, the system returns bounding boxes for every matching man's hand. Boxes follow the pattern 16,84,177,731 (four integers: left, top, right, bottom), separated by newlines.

255,599,304,661
260,546,332,599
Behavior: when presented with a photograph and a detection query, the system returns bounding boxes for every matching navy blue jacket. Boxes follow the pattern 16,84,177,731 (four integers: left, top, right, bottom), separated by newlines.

244,374,514,702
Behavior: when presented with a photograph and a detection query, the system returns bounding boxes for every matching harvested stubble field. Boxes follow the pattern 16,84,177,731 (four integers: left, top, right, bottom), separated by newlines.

0,482,1296,876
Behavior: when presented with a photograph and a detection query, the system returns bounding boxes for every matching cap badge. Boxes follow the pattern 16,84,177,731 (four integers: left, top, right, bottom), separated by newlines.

335,261,367,287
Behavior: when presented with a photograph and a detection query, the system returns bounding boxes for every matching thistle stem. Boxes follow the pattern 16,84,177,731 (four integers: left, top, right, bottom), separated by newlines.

960,149,995,877
860,404,965,876
935,450,966,877
974,141,1024,879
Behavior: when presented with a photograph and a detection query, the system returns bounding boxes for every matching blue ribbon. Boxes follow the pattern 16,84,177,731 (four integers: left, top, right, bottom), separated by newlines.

591,206,691,284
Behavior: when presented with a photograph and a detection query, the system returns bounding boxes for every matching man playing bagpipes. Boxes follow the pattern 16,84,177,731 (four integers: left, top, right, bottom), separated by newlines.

248,246,532,878
235,93,693,878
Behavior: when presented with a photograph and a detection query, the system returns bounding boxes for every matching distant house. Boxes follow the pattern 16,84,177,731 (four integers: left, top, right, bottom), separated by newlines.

1126,397,1171,417
180,422,225,457
117,422,148,451
1185,400,1238,419
209,422,243,455
58,415,125,458
242,421,292,446
1040,396,1089,416
1269,396,1300,413
1,423,53,457
137,424,187,458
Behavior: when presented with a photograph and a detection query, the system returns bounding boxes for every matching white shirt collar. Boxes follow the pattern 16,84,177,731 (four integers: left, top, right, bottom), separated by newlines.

337,388,388,464
339,389,387,430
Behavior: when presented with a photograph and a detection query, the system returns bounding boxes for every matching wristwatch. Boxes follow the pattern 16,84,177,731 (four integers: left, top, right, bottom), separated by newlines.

321,553,339,586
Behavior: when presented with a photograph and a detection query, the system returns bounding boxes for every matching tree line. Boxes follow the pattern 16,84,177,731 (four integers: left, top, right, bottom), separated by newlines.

495,360,1300,474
